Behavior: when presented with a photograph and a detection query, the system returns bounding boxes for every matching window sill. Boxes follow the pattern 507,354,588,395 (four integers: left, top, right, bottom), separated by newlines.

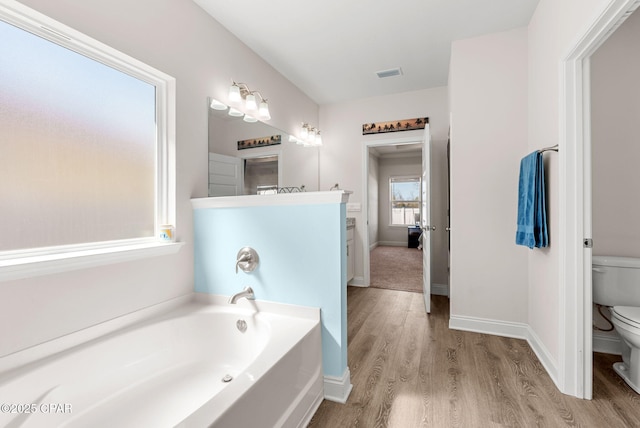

0,241,184,282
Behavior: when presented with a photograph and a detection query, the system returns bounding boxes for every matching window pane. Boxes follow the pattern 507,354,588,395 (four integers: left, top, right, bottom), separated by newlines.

390,177,421,225
0,20,156,251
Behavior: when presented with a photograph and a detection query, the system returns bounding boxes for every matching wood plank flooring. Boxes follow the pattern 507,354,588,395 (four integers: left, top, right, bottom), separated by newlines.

308,286,640,427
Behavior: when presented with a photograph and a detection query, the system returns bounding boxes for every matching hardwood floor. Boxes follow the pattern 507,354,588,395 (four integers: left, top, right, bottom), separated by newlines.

308,286,640,427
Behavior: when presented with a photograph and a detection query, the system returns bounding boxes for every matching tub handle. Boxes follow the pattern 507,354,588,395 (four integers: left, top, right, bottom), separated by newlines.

236,247,259,274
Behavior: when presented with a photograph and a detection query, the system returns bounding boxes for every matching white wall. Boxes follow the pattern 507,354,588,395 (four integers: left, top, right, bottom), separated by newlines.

448,27,529,324
591,9,640,258
527,0,613,369
377,156,422,246
320,87,449,286
2,0,318,357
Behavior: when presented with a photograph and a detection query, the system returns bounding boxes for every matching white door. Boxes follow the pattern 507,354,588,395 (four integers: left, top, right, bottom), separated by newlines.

421,125,432,313
209,153,242,196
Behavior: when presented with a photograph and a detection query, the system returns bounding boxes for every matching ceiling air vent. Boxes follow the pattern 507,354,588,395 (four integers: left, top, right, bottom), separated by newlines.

376,67,403,78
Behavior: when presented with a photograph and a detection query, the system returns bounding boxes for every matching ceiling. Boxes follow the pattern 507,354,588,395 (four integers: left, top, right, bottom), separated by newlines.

369,142,423,158
194,0,539,105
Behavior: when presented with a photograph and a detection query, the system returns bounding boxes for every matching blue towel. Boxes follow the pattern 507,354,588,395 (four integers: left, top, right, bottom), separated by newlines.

516,152,548,249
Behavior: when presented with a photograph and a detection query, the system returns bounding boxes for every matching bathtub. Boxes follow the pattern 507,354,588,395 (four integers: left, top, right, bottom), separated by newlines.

0,294,323,427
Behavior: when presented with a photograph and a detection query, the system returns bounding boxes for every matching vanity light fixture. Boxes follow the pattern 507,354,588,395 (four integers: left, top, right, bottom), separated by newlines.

297,123,322,147
228,107,243,117
228,80,271,121
210,98,228,111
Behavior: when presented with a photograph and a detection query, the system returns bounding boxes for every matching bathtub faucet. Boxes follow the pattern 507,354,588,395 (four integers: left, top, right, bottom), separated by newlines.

228,286,255,304
235,247,259,274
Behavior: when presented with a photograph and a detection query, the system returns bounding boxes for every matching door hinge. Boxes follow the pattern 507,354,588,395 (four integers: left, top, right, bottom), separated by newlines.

583,238,593,248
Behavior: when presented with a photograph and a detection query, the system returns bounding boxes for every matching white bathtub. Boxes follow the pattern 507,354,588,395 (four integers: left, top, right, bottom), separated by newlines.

0,294,323,428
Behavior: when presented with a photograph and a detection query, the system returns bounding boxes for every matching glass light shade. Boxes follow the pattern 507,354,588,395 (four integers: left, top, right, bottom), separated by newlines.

259,101,271,120
245,93,257,110
300,125,308,139
228,107,243,117
315,132,322,146
243,114,258,123
308,128,316,142
209,98,228,111
228,84,241,102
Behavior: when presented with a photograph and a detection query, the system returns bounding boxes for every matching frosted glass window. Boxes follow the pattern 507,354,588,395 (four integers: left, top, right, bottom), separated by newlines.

0,19,157,252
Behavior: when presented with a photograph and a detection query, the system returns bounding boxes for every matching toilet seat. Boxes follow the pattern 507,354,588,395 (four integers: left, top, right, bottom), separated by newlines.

612,306,640,328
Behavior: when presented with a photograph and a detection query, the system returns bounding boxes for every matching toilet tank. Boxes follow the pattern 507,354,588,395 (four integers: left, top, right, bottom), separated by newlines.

592,256,640,307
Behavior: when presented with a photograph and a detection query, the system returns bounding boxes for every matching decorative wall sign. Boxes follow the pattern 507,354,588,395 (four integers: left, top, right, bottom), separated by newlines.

237,134,282,150
362,117,429,135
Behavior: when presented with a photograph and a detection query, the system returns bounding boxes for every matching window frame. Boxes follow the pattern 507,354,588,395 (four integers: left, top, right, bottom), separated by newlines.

388,175,422,227
0,1,181,282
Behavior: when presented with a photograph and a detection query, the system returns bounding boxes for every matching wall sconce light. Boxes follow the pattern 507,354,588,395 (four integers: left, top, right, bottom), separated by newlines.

228,81,271,121
295,123,322,147
210,98,228,111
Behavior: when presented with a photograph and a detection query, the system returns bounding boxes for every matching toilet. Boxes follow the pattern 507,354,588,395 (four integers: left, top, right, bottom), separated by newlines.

592,255,640,393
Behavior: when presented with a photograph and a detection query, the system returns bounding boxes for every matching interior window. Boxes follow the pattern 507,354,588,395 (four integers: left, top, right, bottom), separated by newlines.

389,176,421,226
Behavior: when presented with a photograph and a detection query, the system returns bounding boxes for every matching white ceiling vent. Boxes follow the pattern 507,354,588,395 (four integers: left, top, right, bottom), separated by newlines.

376,67,403,78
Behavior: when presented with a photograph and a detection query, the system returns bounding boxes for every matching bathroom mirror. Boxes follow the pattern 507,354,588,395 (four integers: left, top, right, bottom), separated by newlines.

208,101,319,196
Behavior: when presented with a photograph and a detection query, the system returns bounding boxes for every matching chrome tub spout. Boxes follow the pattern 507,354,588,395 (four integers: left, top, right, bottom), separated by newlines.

228,286,255,304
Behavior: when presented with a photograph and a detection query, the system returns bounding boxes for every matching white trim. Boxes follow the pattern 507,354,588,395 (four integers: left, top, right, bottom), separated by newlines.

362,136,425,288
377,241,406,247
348,276,367,287
593,331,622,355
323,367,353,404
191,190,351,209
449,315,559,390
449,315,529,339
0,242,184,282
560,0,640,399
527,324,559,385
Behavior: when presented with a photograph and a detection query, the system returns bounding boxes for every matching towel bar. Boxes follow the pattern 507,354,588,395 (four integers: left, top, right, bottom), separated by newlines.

538,144,558,153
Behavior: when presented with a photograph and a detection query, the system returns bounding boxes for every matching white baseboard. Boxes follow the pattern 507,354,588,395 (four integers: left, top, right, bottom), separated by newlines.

593,331,621,355
526,325,558,384
431,283,449,296
348,276,366,287
449,314,529,340
323,367,353,404
449,314,559,390
369,242,379,251
378,241,406,247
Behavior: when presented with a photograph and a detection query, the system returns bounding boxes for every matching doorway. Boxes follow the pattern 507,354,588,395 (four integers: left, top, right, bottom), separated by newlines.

362,126,434,313
239,151,282,195
370,166,423,294
562,0,640,400
243,155,279,194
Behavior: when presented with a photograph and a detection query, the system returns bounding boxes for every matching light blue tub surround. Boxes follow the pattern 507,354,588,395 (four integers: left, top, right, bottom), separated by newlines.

192,191,351,403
